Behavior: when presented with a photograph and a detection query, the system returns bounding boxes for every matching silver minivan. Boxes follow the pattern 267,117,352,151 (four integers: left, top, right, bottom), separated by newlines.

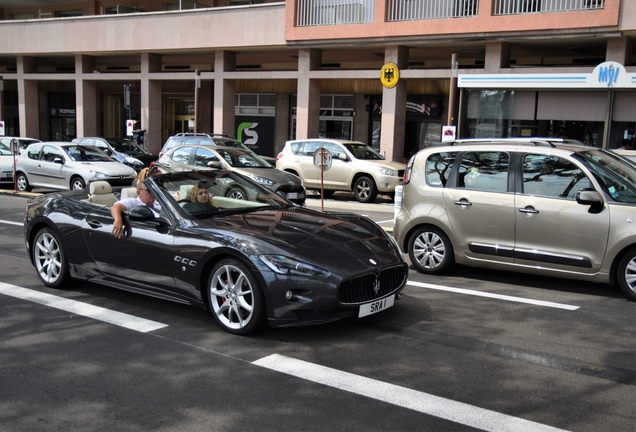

393,140,636,301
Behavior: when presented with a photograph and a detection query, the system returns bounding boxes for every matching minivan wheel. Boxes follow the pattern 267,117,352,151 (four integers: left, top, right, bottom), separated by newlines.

408,226,454,274
353,176,377,203
617,249,636,301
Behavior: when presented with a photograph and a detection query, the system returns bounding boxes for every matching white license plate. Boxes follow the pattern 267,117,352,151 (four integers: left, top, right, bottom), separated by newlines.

287,192,299,199
358,295,395,318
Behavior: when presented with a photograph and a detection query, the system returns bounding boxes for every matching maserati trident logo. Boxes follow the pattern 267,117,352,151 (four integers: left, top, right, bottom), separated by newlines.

373,277,381,296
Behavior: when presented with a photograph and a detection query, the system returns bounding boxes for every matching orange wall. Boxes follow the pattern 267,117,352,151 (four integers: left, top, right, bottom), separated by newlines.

285,0,620,41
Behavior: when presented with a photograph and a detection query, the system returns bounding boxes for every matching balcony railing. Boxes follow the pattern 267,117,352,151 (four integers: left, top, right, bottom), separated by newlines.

493,0,604,15
296,0,374,25
387,0,478,21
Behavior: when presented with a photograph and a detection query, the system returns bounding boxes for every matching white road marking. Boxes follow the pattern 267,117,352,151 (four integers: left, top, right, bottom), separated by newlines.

0,219,23,226
407,280,580,310
376,219,394,224
0,282,168,333
253,354,568,432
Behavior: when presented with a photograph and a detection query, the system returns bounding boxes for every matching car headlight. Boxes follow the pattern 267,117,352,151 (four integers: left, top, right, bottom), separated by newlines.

89,170,107,179
247,174,275,186
379,167,398,176
260,255,330,278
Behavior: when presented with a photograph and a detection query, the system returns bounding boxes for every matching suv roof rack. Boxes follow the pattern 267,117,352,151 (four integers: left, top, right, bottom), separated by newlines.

174,132,236,139
438,137,584,148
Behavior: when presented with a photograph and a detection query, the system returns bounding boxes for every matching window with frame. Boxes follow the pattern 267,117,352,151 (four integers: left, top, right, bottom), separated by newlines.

171,147,192,164
522,154,592,199
458,151,509,192
426,152,456,187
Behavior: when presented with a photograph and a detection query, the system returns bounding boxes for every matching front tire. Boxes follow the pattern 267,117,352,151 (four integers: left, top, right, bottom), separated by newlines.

16,172,32,192
617,249,636,301
408,226,454,274
70,176,86,191
353,176,378,203
225,185,247,200
207,258,266,335
33,228,70,288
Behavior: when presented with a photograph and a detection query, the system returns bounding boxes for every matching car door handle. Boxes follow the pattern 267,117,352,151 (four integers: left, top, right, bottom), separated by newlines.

454,199,472,207
518,206,539,214
87,220,102,229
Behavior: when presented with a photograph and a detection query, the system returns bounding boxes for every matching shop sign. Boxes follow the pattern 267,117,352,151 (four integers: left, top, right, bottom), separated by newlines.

50,108,76,117
458,61,634,89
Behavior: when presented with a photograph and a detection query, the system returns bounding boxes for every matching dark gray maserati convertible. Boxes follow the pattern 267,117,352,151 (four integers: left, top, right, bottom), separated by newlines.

24,170,408,335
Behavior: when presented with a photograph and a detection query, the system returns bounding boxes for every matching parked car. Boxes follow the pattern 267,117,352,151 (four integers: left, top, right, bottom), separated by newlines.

393,140,636,301
158,144,306,205
276,139,406,203
15,142,137,191
0,136,42,154
0,142,15,183
24,169,408,335
73,137,157,171
438,137,584,146
160,132,276,164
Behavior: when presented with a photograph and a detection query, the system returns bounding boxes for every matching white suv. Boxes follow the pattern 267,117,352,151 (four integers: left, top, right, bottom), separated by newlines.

276,139,405,203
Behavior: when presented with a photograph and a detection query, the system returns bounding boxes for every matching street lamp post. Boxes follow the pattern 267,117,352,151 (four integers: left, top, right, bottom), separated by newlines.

447,53,458,127
194,70,201,133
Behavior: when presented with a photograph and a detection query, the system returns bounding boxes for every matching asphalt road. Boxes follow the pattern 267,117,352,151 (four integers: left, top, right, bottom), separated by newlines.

1,191,635,431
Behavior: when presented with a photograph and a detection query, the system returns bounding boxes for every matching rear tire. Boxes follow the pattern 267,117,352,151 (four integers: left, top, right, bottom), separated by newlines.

16,172,32,192
617,249,636,301
408,226,454,275
33,227,70,288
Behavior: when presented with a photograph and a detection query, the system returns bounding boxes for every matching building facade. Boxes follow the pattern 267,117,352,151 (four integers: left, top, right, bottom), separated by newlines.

0,0,633,161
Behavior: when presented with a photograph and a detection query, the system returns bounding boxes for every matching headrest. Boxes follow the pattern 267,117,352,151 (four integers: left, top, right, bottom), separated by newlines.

89,181,112,195
180,184,194,200
120,187,137,200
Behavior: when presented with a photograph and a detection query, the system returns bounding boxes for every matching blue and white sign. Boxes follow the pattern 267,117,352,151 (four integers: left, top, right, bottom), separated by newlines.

459,61,635,89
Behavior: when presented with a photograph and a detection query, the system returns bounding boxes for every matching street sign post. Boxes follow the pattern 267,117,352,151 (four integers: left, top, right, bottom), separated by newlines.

313,147,332,211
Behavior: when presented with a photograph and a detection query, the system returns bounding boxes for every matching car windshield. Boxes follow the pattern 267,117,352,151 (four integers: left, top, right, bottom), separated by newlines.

106,138,151,156
64,145,115,162
575,149,636,203
215,148,270,168
153,170,290,220
343,143,385,160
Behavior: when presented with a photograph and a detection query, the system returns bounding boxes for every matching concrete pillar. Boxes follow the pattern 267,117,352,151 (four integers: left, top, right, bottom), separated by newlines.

485,42,511,72
17,56,39,139
296,48,321,140
353,93,369,143
606,37,633,65
214,50,236,136
141,53,162,154
380,46,408,163
75,55,98,137
274,92,290,155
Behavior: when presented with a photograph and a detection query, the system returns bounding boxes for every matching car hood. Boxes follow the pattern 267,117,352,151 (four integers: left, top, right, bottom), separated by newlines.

234,167,302,186
355,159,406,171
195,207,403,270
77,161,137,175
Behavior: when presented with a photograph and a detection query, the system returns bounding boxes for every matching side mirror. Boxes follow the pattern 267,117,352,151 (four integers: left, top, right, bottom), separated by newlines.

207,161,222,169
53,156,64,164
576,189,604,214
338,153,348,161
